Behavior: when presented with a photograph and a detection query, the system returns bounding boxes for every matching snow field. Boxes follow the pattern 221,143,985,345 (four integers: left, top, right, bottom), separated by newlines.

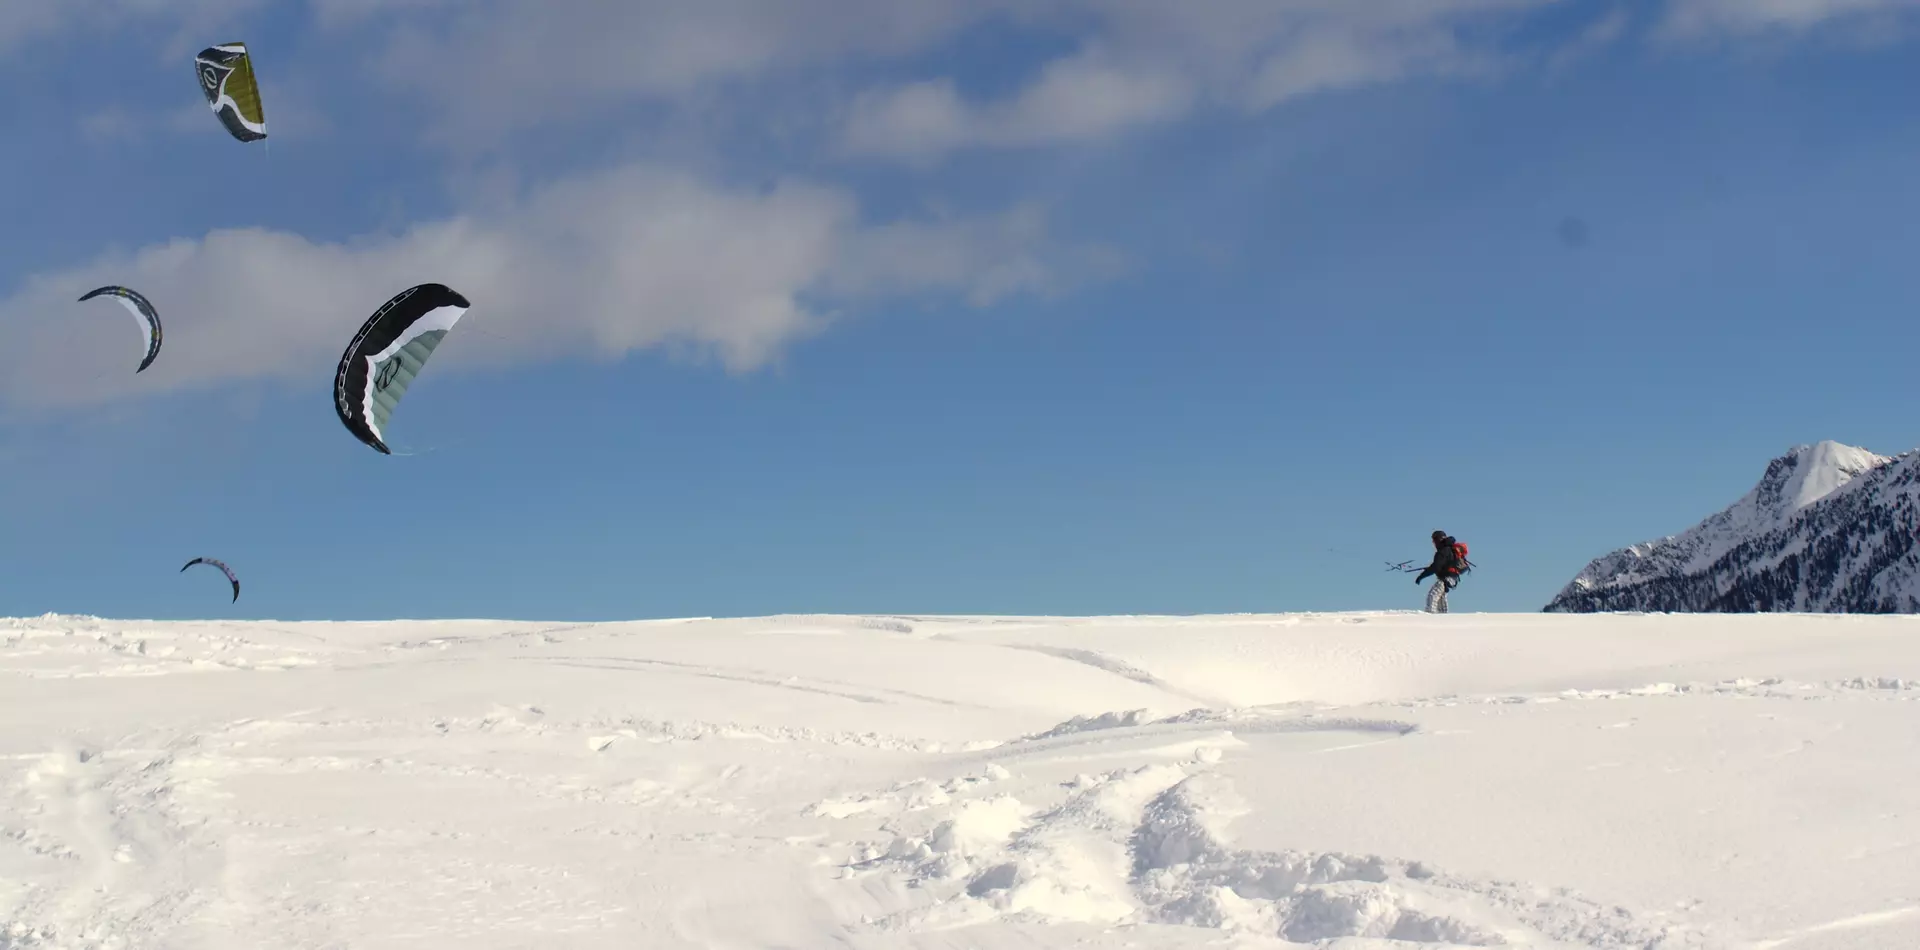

4,610,1920,948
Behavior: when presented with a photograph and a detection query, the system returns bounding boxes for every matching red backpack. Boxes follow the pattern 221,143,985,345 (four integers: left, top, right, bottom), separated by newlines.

1450,541,1471,575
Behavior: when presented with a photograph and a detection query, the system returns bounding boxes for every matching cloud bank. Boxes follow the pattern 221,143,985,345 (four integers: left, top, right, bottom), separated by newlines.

10,0,1920,420
0,165,1103,412
287,0,1920,156
1660,0,1920,35
0,0,262,55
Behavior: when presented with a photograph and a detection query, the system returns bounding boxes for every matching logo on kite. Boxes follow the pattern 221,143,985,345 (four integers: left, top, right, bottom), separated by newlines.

374,358,402,392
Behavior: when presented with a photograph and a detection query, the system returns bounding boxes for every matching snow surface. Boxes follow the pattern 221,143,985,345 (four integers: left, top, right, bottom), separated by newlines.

5,610,1920,948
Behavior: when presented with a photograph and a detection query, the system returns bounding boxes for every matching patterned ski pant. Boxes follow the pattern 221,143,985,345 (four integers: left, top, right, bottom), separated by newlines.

1425,576,1454,613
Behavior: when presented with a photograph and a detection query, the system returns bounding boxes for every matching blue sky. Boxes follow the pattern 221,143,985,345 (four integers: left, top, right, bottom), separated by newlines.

2,0,1918,621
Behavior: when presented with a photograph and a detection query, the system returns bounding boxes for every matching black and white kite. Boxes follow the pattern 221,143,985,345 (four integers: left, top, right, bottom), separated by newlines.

77,285,163,373
181,557,240,602
332,283,471,455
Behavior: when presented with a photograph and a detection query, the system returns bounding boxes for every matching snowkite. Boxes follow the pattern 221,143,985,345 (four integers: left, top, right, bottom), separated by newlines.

181,557,239,602
76,286,162,373
194,43,266,143
333,283,472,455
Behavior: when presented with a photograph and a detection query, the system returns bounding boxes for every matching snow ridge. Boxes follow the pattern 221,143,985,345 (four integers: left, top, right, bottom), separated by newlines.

1546,440,1919,613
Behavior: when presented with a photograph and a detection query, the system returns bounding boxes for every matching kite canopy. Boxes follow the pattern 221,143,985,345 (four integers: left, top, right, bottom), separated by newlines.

77,285,163,373
194,43,266,142
181,557,239,603
333,283,471,455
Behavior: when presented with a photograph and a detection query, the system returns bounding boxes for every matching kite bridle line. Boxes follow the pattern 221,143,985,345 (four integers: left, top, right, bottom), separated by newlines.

1325,547,1425,574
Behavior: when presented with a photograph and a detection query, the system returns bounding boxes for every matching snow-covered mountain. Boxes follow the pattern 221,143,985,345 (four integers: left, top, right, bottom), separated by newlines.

1545,440,1920,613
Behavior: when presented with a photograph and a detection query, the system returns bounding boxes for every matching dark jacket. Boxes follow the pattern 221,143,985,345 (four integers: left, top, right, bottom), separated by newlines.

1415,537,1461,583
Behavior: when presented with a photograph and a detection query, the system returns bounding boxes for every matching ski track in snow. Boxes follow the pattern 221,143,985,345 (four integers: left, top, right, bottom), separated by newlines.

4,611,1920,948
993,644,1229,708
826,761,1716,948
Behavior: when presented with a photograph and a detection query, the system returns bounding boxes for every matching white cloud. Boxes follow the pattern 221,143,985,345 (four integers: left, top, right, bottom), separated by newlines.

1548,7,1632,71
826,205,1121,304
0,0,262,57
78,108,146,144
311,0,1559,158
1660,0,1920,36
24,0,1909,155
74,89,331,147
312,0,1920,161
309,0,450,24
331,0,994,142
842,0,1549,160
841,49,1195,161
1241,22,1492,109
0,165,1106,414
0,3,64,52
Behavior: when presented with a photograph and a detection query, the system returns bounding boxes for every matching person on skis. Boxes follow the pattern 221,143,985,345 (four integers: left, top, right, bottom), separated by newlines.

1414,530,1467,613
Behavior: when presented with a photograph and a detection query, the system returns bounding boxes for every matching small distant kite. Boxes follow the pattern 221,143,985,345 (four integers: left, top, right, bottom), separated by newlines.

194,42,266,143
181,557,240,603
76,286,162,373
333,283,472,455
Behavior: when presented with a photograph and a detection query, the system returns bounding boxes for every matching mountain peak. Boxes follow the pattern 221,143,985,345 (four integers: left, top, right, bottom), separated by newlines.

1753,440,1888,524
1545,440,1917,613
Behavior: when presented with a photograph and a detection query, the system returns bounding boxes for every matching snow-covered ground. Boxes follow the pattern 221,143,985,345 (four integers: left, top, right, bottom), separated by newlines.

4,611,1920,949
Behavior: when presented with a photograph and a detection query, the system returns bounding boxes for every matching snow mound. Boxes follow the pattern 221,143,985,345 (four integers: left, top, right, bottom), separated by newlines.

835,761,1707,946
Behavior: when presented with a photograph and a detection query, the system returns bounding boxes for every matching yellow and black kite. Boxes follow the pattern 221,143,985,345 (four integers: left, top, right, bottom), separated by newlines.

194,43,266,143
